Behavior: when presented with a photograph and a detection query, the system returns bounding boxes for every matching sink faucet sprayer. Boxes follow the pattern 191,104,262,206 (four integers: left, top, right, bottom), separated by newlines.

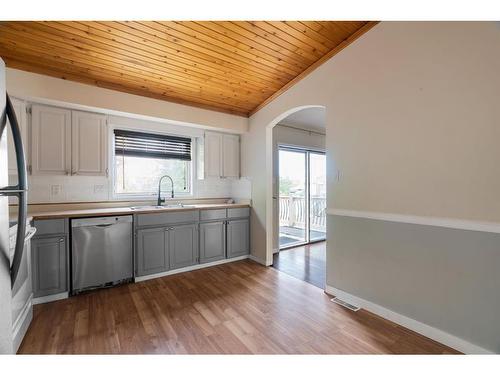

157,175,174,206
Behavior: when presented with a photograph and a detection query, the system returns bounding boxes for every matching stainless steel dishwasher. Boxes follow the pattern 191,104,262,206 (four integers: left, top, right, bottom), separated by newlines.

71,215,133,294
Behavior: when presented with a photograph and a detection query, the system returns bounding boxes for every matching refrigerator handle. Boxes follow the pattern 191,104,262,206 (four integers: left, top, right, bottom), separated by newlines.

0,93,28,286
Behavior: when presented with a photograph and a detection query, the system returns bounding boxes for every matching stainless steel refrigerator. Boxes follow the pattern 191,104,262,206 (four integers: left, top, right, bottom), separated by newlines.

0,58,30,354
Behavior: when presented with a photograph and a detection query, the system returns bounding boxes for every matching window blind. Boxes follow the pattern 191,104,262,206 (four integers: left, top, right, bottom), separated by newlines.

114,129,191,161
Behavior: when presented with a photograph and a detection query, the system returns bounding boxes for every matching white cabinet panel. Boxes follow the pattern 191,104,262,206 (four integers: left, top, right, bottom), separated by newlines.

71,110,107,176
204,131,223,178
202,131,240,179
31,105,71,175
222,134,239,178
6,97,27,176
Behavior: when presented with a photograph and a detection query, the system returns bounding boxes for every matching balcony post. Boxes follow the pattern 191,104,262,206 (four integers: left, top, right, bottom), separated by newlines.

289,196,295,227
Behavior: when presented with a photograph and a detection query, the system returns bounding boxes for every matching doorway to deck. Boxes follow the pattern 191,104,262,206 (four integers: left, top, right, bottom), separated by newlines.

278,147,326,249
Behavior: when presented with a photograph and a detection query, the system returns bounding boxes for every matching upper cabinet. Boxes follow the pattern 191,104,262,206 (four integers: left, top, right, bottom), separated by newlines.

201,131,240,179
6,97,28,177
204,131,223,178
71,111,107,176
31,104,72,176
30,104,107,176
222,134,239,178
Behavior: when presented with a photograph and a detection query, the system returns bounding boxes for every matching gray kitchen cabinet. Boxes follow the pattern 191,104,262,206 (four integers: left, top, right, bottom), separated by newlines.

136,227,169,276
32,236,67,297
199,221,226,263
169,224,198,270
227,219,250,258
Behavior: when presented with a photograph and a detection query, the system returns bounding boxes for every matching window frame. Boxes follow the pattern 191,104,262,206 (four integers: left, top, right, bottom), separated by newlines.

109,125,196,201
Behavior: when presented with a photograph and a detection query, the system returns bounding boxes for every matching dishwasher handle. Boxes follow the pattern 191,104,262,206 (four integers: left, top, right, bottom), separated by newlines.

72,215,133,228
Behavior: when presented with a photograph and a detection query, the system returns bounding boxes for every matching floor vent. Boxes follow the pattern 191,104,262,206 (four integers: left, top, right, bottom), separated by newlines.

331,297,360,312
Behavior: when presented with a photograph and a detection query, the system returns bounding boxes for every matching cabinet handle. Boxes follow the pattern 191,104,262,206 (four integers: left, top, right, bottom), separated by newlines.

169,227,174,230
59,238,64,242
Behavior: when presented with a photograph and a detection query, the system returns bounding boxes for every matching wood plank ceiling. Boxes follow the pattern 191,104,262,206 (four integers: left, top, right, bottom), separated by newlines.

0,21,376,116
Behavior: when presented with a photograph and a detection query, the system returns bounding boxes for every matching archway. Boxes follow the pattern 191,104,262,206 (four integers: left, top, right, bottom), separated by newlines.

264,105,326,266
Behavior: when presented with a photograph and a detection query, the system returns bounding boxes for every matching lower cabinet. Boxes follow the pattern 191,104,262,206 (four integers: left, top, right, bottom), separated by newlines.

32,236,67,298
135,210,250,277
136,227,169,276
169,224,199,270
199,221,226,263
227,219,250,258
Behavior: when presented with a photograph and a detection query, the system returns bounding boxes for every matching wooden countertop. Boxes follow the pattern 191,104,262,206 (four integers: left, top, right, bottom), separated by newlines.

29,203,251,220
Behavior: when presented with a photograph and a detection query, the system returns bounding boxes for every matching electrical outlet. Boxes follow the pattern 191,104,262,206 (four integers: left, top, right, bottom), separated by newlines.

50,185,63,197
94,184,105,194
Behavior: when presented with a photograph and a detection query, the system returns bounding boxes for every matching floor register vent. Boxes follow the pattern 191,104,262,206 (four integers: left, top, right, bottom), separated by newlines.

331,297,360,312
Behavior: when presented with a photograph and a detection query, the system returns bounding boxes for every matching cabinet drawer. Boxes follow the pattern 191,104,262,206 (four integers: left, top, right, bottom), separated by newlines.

33,219,67,236
200,209,227,221
136,210,199,227
227,207,249,218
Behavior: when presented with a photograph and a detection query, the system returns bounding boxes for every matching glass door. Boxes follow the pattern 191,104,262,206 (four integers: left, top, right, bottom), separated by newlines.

278,147,326,249
309,152,326,242
278,148,307,248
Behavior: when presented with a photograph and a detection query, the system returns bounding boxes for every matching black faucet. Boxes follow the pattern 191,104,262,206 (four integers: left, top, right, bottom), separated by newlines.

157,175,174,206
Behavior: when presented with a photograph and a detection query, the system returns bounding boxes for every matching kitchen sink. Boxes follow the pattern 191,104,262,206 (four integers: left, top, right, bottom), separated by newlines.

129,204,195,210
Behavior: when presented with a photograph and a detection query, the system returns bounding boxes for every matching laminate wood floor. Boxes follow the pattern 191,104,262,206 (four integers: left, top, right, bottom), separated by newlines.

273,241,326,289
18,260,459,354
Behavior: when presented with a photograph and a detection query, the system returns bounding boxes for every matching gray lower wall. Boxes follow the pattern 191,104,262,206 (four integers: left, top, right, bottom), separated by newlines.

327,214,500,353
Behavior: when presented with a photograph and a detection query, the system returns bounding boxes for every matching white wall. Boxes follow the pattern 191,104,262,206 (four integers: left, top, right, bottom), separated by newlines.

244,21,500,260
243,22,500,352
272,124,325,250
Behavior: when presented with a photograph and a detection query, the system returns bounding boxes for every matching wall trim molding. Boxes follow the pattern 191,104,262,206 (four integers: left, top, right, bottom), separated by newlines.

135,255,250,283
249,254,272,266
325,285,493,354
328,208,500,234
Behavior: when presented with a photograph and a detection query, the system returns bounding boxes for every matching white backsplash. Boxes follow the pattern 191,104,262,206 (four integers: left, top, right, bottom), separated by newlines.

15,174,251,204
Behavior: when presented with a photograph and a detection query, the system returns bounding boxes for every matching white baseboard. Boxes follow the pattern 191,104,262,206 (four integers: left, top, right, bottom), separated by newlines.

135,255,250,283
249,254,271,266
325,285,493,354
33,292,69,305
12,296,33,353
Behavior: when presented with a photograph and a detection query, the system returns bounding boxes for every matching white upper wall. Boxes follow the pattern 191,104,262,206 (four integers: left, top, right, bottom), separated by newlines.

243,22,500,262
6,68,248,134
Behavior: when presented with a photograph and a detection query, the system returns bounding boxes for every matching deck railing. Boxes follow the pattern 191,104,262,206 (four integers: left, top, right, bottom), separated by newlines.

279,196,326,230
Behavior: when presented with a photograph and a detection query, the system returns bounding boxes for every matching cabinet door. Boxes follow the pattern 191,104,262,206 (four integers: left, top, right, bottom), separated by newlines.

136,227,169,276
32,236,67,297
227,219,250,258
31,104,71,175
71,110,107,176
199,221,226,263
222,134,239,178
169,224,199,270
6,97,27,176
204,132,222,178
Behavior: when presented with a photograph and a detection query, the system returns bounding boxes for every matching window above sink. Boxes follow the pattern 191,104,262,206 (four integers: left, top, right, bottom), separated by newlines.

112,129,194,200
